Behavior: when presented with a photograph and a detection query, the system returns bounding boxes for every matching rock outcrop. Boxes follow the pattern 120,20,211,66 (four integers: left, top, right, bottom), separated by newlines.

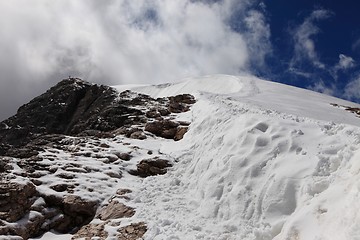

0,78,195,239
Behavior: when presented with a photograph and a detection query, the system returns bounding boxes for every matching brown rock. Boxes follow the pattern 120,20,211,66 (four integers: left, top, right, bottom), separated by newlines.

0,181,37,222
72,221,108,240
174,127,188,141
97,201,135,221
52,195,99,233
129,158,172,178
117,222,147,240
144,120,179,139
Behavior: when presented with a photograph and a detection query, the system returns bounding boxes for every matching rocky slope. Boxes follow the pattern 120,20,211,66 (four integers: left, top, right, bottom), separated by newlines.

0,78,195,239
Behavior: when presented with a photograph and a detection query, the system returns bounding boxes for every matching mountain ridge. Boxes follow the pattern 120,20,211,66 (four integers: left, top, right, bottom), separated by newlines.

1,75,360,239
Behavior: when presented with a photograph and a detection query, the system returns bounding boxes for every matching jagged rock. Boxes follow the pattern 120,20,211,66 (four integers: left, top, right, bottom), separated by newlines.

174,127,188,141
0,180,37,222
129,158,172,178
72,221,108,240
145,120,180,139
97,201,135,220
117,222,147,240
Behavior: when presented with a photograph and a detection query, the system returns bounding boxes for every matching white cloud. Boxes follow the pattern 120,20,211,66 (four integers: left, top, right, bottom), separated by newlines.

344,75,360,100
329,54,356,80
336,54,355,70
308,80,335,96
0,0,272,120
290,9,332,69
243,9,272,68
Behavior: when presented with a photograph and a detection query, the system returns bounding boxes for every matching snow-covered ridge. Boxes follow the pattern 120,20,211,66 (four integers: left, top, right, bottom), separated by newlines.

114,74,360,127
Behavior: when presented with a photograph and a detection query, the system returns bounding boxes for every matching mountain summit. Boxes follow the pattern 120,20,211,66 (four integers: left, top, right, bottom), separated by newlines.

1,75,360,239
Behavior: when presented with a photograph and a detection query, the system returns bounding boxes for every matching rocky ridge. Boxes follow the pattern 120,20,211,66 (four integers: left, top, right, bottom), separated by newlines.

0,78,195,239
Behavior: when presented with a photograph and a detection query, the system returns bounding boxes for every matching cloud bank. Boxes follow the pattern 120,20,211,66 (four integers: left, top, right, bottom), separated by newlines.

0,0,271,120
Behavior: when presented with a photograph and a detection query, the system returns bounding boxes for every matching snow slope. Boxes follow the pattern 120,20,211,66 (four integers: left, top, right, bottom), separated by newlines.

39,75,360,239
116,75,360,239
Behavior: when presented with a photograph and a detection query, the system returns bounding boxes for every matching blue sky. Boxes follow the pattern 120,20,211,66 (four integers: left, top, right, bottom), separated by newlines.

259,0,360,101
1,0,360,120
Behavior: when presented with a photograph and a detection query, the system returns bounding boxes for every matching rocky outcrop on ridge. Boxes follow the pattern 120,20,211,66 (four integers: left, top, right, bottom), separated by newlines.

0,78,195,239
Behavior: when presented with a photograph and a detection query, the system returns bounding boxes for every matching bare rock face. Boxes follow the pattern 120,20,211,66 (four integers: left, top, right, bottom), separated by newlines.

129,158,172,178
97,201,135,220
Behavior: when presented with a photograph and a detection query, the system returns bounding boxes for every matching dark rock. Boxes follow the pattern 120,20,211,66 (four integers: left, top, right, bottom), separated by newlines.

146,109,161,118
50,184,69,192
129,158,172,178
117,152,132,161
158,108,171,116
99,143,110,148
6,147,39,159
0,157,13,173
